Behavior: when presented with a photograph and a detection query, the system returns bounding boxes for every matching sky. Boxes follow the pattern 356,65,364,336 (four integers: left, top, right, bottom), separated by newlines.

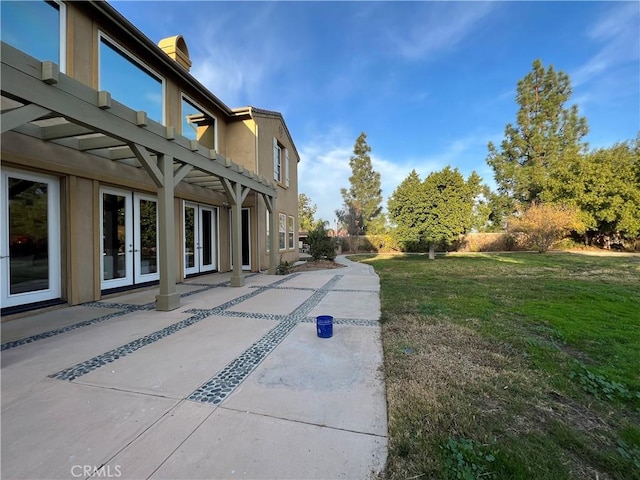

111,0,640,224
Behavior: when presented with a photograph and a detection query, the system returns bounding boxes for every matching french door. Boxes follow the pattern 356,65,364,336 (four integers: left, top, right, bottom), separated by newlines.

183,202,218,276
229,208,251,270
133,193,159,283
100,188,159,290
1,169,61,308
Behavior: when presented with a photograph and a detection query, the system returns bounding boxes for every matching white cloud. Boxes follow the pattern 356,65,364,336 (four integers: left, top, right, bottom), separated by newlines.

572,3,639,88
297,129,353,224
188,4,295,107
297,129,496,225
386,2,496,60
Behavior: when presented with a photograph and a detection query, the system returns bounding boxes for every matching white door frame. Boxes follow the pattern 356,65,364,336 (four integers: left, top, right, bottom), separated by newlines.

183,201,219,277
100,187,133,290
1,169,61,308
183,202,199,277
198,205,218,273
133,192,159,284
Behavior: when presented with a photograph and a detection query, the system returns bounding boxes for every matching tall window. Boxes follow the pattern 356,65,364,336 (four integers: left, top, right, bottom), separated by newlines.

273,139,289,185
181,95,217,150
285,149,290,187
273,139,282,182
1,0,66,72
266,211,270,253
279,213,286,250
288,215,295,249
99,34,164,124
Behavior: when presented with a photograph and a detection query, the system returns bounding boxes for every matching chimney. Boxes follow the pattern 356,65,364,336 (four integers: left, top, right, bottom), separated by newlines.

158,35,192,72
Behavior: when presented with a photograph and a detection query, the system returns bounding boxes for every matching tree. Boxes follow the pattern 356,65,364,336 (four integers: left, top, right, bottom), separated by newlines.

542,138,640,241
298,193,317,231
337,132,383,235
487,59,589,205
387,170,424,250
388,167,482,259
508,203,584,253
483,190,513,232
307,220,336,261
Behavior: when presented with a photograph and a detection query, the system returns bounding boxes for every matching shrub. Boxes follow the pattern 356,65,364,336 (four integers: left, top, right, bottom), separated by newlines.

275,256,293,275
507,203,584,253
453,233,527,252
308,222,336,261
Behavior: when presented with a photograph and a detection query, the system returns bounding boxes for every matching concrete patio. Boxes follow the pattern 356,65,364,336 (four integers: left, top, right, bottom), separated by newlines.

1,256,387,480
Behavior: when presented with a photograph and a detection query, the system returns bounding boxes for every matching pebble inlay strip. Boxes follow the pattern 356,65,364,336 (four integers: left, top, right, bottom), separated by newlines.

188,275,343,405
47,274,301,381
1,277,237,352
48,311,210,381
1,306,145,352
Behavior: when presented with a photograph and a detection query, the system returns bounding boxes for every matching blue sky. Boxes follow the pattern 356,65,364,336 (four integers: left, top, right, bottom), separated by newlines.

111,1,640,223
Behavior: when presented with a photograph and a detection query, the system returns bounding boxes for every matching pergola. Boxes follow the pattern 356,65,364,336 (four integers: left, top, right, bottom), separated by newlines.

1,42,280,311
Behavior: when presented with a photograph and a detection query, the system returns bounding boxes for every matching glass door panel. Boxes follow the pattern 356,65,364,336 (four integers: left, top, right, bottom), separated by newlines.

101,188,132,289
202,209,212,267
1,170,61,308
134,194,159,283
184,203,198,276
9,178,50,293
229,208,251,271
241,208,250,270
200,207,217,272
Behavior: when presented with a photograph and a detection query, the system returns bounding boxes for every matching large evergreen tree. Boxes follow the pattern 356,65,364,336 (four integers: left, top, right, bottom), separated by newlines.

487,59,589,205
336,132,383,235
388,167,481,259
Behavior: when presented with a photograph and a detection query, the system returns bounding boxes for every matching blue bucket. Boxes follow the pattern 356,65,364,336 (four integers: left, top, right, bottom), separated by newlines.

316,315,333,338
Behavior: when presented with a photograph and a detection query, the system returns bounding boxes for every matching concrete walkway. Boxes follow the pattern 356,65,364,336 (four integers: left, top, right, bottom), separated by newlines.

1,256,387,480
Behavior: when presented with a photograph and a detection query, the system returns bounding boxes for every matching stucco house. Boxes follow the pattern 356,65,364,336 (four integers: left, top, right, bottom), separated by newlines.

1,0,299,314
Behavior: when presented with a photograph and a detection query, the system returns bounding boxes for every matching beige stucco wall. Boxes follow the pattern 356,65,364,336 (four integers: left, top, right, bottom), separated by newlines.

70,176,96,303
226,120,257,172
254,116,299,267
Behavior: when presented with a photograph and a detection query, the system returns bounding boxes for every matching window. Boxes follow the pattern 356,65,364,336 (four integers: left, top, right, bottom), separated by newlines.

1,0,66,72
288,216,295,249
266,211,270,253
181,95,217,150
273,139,282,182
99,34,164,124
273,139,289,185
279,213,286,250
285,149,290,187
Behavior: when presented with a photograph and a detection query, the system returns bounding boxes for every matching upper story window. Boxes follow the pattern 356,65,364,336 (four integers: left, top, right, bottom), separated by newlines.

181,95,217,151
1,0,66,72
273,138,289,186
285,148,290,187
273,139,282,183
99,33,165,125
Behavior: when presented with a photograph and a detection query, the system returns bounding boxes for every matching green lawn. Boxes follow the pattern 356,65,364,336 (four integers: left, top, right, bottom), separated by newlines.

351,252,640,480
